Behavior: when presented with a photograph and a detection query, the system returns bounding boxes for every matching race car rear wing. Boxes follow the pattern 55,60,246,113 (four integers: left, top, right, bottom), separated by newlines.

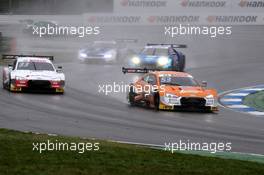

146,43,187,48
2,54,54,61
122,67,160,74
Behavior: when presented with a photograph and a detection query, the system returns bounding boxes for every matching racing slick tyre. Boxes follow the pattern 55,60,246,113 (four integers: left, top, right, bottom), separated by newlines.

8,79,12,92
2,76,10,90
128,85,137,106
154,93,160,111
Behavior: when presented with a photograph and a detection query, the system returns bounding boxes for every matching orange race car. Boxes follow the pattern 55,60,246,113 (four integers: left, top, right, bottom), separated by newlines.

122,67,218,112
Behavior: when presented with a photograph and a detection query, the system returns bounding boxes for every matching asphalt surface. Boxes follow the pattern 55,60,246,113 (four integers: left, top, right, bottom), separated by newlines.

0,25,264,154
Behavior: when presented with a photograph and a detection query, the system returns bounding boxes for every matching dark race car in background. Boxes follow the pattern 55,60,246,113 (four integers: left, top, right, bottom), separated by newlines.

78,39,137,64
129,44,186,72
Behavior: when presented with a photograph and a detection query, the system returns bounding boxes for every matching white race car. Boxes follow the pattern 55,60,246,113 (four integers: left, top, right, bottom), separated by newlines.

78,41,118,63
2,54,65,93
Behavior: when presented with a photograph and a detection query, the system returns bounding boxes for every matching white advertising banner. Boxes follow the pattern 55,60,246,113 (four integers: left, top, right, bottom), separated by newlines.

114,0,264,13
1,14,263,26
83,13,264,25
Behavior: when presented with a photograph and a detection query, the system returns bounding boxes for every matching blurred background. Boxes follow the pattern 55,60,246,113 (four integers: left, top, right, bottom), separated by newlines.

0,0,112,14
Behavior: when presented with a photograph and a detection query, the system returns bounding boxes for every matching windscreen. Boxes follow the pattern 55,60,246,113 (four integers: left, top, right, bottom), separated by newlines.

160,76,198,86
154,48,168,56
17,62,54,71
142,48,155,55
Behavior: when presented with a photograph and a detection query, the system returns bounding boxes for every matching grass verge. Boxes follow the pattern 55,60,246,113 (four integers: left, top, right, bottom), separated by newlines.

0,128,264,175
244,90,264,112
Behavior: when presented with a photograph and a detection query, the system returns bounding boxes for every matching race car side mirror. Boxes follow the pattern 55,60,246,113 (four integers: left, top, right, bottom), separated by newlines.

201,81,207,87
57,66,62,72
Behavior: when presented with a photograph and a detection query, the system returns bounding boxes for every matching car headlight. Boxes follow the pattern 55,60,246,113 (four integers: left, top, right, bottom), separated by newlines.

157,56,169,66
104,50,116,59
131,56,141,65
79,52,87,58
104,54,113,59
15,76,26,80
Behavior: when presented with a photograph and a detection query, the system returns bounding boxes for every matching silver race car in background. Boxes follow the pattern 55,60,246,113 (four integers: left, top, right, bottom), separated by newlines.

78,39,137,64
2,54,65,93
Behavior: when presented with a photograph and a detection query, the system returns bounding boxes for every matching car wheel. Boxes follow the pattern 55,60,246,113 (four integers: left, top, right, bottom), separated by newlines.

7,80,11,91
128,85,136,106
154,93,160,111
8,79,12,91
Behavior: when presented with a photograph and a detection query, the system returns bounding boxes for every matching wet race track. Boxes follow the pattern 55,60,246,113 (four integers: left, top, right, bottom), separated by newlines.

0,25,264,154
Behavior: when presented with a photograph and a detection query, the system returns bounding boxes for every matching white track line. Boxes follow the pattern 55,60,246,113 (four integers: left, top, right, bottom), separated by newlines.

227,105,251,109
24,131,264,158
219,85,264,117
111,140,264,157
244,88,264,91
247,111,264,115
226,93,249,96
220,99,242,102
